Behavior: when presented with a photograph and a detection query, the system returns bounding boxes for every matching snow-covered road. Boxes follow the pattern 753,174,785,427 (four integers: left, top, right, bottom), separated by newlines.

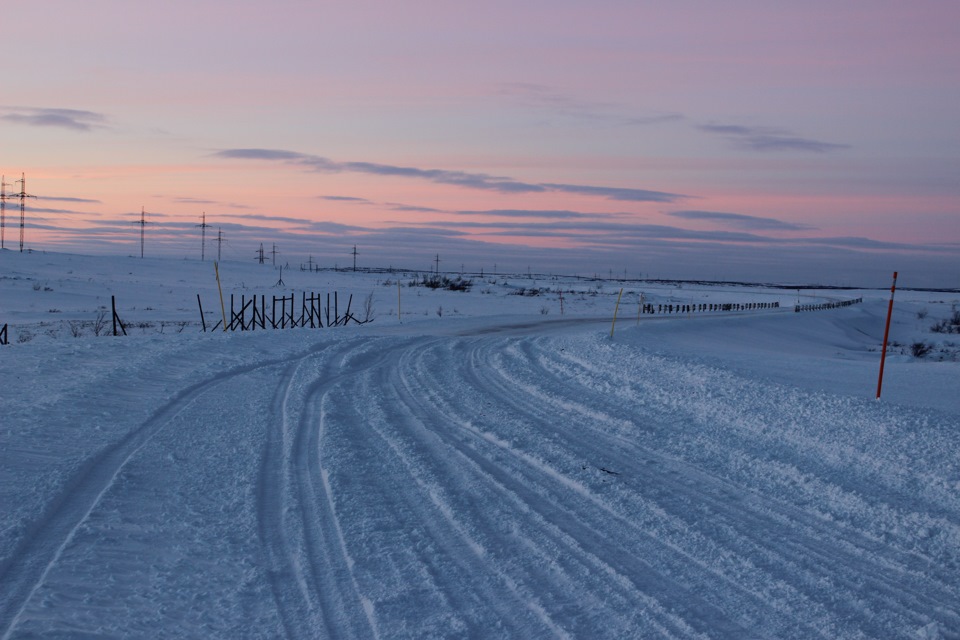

2,313,959,638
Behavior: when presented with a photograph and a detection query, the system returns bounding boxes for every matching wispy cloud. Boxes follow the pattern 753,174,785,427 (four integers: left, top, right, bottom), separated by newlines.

217,211,367,234
214,148,686,203
498,83,683,127
453,209,620,220
388,203,447,213
1,107,107,131
23,205,90,215
542,183,680,203
394,217,940,254
162,196,254,210
320,195,372,203
171,197,219,205
39,195,102,204
669,210,814,231
698,123,849,153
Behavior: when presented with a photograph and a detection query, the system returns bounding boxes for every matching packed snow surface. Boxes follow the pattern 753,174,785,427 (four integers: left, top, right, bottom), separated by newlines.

1,251,958,639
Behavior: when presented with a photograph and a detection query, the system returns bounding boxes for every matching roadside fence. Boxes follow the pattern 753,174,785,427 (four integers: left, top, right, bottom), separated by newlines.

202,290,367,332
794,297,862,313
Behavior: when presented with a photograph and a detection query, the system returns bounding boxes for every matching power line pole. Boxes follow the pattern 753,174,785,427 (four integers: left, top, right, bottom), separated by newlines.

132,206,148,258
352,245,358,271
217,227,224,262
257,242,265,264
271,243,278,267
434,253,440,274
196,211,212,261
14,174,36,252
0,175,11,250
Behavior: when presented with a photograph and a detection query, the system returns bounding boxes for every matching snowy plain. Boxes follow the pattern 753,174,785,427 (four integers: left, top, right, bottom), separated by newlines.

1,249,959,639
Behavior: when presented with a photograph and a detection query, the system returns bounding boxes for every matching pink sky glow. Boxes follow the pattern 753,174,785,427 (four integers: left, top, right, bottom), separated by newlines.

2,0,958,287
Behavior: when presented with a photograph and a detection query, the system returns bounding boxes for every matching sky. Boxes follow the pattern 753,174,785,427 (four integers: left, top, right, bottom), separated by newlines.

2,0,958,287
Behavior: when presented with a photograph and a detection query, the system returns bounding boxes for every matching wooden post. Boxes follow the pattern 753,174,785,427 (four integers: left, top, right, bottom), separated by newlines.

610,288,623,338
214,262,227,332
876,271,898,400
111,296,126,336
197,294,207,332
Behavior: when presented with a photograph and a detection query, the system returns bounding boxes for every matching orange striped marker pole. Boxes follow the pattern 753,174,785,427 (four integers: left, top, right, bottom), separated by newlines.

876,271,898,399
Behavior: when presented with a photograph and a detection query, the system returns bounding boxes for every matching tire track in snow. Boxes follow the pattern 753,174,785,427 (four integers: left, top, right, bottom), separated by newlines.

0,351,312,640
257,340,382,640
321,339,575,638
464,335,960,636
515,338,960,632
388,340,758,639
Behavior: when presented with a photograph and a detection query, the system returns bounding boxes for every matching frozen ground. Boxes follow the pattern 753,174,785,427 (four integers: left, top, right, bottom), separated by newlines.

1,250,958,639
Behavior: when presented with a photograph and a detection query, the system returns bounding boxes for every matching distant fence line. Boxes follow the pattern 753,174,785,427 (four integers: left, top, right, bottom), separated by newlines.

202,290,368,332
793,297,862,313
641,301,781,315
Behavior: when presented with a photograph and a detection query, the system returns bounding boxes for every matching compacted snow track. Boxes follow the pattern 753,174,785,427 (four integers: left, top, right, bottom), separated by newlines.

1,319,958,638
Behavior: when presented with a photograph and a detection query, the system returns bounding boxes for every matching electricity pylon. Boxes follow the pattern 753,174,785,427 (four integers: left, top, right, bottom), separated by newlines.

133,206,148,258
14,174,36,252
196,211,212,260
0,175,11,250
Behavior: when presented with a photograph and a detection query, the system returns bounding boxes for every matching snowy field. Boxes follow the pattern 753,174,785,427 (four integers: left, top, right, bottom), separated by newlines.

1,249,959,639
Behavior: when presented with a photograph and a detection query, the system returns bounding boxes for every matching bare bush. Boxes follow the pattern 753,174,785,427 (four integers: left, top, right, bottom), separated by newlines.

930,310,960,334
911,341,933,358
363,292,376,323
93,310,108,336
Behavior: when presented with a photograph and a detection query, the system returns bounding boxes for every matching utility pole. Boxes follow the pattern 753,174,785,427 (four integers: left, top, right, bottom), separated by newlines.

196,211,212,261
14,174,36,252
271,243,278,266
217,228,224,262
0,175,10,250
256,242,265,264
306,255,314,272
133,206,148,258
434,253,440,274
352,245,358,272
